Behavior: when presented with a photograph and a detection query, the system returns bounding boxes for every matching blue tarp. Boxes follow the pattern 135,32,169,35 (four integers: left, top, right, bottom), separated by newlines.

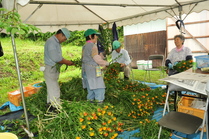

0,101,23,112
171,131,207,139
137,81,166,89
117,129,141,139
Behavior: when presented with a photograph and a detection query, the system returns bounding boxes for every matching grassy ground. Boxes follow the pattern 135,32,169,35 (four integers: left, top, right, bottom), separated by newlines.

0,38,167,106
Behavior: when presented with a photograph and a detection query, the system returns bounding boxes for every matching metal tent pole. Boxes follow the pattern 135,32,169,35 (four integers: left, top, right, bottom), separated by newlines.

11,34,31,135
179,6,183,34
24,4,43,23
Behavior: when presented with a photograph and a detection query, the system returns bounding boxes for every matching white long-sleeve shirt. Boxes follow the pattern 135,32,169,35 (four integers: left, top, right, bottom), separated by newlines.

111,49,131,65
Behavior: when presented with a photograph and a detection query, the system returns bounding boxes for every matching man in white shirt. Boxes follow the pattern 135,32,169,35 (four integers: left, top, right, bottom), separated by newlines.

111,40,131,80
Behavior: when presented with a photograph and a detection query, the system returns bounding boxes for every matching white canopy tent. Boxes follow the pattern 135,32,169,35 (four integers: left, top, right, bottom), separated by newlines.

15,0,209,32
1,0,209,138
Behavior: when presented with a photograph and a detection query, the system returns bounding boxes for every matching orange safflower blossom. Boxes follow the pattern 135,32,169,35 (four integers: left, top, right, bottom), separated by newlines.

83,112,88,116
81,125,86,129
98,127,103,132
79,118,84,122
102,122,106,125
103,132,109,137
104,105,109,109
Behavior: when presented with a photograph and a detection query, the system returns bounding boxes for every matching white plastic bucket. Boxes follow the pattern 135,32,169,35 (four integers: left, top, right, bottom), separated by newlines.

136,60,145,70
144,60,152,69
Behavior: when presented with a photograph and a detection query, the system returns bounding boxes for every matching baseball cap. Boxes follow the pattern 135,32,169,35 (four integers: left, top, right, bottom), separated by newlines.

84,29,100,37
61,28,70,39
112,40,121,50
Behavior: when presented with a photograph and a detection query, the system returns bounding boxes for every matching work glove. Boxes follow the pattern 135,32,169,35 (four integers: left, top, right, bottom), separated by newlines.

173,61,179,66
168,63,173,69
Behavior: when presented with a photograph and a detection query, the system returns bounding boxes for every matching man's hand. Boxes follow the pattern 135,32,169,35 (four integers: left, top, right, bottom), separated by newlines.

120,63,126,67
59,58,74,66
66,60,74,66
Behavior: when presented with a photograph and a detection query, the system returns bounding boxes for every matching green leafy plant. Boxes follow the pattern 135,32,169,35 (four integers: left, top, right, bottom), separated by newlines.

133,119,171,139
0,8,40,34
71,57,82,68
173,60,193,72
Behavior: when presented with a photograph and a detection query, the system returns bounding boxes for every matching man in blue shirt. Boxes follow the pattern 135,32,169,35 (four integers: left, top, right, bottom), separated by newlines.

44,28,74,110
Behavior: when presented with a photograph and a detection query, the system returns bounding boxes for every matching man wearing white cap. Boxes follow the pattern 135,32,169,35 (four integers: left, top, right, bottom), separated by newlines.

44,28,74,110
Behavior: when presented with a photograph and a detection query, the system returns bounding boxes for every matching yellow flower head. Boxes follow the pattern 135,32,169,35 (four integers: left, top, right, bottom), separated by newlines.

81,125,86,129
113,117,117,121
89,132,95,136
107,112,112,115
79,118,84,122
104,105,109,109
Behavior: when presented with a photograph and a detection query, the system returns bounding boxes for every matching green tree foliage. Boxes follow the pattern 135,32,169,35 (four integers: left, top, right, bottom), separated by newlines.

0,8,40,35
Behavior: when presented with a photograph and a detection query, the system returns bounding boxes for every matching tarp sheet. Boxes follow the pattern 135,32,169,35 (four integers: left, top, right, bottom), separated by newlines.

0,101,23,112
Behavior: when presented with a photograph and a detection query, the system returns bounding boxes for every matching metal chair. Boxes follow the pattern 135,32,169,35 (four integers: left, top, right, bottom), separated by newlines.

129,55,135,81
158,84,208,139
144,54,165,82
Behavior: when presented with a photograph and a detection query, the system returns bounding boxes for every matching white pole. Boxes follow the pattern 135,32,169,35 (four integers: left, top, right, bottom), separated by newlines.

11,34,32,137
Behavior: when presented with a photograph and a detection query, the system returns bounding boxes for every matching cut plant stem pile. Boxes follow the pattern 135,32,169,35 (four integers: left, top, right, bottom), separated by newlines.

1,63,170,139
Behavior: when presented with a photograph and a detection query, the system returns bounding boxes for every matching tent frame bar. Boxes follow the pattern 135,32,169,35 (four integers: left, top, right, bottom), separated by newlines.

23,0,208,27
29,0,208,8
29,1,172,7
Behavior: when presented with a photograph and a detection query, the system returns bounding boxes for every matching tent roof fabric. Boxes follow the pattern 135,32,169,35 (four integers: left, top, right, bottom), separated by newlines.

17,0,209,32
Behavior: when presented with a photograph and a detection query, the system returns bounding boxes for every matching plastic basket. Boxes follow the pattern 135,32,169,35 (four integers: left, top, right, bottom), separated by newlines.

179,95,194,107
24,86,36,97
28,81,43,93
8,90,22,106
178,96,206,132
8,86,36,106
195,55,209,68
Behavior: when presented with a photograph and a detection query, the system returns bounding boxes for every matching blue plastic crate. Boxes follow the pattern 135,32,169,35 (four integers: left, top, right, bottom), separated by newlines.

195,55,209,68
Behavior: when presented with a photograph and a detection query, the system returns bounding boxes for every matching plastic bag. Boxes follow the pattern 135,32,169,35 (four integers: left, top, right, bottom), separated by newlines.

190,98,206,109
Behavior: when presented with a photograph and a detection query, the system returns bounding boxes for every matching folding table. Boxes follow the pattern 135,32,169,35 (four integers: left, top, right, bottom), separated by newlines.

158,72,209,139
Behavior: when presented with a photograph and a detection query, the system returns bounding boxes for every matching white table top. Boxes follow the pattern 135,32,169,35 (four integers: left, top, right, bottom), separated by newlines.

160,72,209,95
